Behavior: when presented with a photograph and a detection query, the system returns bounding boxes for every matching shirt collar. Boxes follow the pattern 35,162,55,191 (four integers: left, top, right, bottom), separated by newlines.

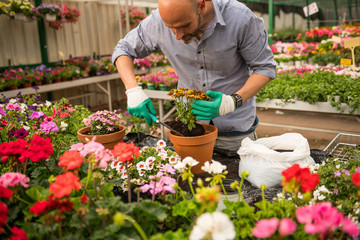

212,0,226,26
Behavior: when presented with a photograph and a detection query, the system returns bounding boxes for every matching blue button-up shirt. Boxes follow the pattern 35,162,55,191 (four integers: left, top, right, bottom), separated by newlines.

112,0,276,133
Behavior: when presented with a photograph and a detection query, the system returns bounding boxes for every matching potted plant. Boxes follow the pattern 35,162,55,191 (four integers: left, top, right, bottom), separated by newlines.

36,4,62,22
77,109,126,149
166,88,218,174
6,0,35,21
59,3,80,23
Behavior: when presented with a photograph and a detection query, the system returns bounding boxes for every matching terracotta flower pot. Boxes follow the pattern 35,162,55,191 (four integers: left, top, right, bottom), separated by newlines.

169,124,218,174
77,125,126,150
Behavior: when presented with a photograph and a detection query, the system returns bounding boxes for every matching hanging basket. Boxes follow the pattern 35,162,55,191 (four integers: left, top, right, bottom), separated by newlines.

45,13,57,22
14,13,31,22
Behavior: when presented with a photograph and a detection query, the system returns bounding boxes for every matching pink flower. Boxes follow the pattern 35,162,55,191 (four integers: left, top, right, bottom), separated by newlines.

296,202,344,238
279,218,297,237
160,163,175,175
341,217,360,237
0,172,30,188
252,217,279,238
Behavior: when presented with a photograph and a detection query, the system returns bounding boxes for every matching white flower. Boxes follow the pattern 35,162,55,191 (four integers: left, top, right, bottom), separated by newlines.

156,139,166,149
146,156,156,164
201,161,211,173
120,181,128,191
182,156,199,168
201,160,226,174
173,161,185,171
60,121,68,131
168,156,178,165
45,100,52,107
158,150,168,160
9,99,16,103
146,162,154,171
210,160,226,174
136,161,146,170
189,212,236,240
23,125,30,131
336,164,340,169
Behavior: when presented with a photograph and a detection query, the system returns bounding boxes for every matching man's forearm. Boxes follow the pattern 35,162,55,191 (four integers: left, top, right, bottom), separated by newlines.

236,74,271,103
115,55,139,90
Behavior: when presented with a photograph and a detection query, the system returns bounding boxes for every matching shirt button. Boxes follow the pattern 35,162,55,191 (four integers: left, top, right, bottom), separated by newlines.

200,66,204,69
203,84,206,87
198,51,201,54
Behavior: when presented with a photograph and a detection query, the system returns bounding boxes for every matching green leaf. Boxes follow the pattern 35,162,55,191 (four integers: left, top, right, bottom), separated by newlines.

25,186,48,201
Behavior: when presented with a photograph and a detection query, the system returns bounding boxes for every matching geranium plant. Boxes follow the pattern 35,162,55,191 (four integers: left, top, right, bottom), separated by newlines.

83,109,122,135
120,6,146,29
59,3,80,23
168,88,209,131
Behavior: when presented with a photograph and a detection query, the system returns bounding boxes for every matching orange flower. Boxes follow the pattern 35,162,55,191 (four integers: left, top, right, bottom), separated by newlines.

58,150,83,170
111,142,140,163
49,172,82,198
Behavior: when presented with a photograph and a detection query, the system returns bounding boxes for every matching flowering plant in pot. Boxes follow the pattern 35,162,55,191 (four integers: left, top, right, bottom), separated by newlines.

6,0,35,20
78,109,126,149
167,88,209,135
35,3,61,20
166,88,218,174
120,6,146,29
59,3,80,23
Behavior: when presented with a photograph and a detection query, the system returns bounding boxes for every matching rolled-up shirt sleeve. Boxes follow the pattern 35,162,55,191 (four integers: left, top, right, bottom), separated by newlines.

112,13,160,65
237,10,276,80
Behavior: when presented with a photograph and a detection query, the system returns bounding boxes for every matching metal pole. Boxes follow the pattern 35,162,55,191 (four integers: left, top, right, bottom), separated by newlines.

85,1,94,59
348,0,353,24
306,0,310,31
125,0,130,33
268,0,273,45
117,0,123,39
35,0,48,65
292,5,295,30
334,0,338,26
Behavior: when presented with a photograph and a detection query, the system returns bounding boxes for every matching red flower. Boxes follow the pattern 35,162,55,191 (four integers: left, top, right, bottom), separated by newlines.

300,171,320,192
0,202,8,226
22,134,53,162
58,150,83,170
48,195,74,213
0,186,12,199
8,226,28,240
282,164,303,182
80,194,89,204
49,172,82,199
282,164,319,193
111,142,140,163
29,199,50,215
352,173,360,187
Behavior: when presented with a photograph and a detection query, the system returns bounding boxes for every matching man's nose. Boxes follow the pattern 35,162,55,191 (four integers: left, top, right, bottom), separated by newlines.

172,28,184,40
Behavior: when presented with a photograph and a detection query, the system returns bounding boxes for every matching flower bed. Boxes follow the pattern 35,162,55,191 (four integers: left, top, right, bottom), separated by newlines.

0,53,171,91
257,65,360,114
0,93,359,239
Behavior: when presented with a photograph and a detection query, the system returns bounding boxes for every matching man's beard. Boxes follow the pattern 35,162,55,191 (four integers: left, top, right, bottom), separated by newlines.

182,13,202,44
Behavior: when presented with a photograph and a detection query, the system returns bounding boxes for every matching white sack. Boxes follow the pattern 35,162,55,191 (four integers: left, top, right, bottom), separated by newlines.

237,133,315,188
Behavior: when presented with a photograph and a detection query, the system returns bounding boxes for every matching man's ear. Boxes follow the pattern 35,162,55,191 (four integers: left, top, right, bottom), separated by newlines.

199,0,206,11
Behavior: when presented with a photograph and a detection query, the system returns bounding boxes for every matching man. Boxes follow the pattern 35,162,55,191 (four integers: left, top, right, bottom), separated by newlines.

112,0,276,151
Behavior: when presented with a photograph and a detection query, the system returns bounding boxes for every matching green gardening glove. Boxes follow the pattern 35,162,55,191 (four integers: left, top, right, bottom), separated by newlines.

192,90,235,120
126,87,157,125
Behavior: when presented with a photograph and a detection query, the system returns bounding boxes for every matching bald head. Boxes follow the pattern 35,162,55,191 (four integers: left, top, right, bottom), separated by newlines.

158,0,199,27
158,0,213,43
